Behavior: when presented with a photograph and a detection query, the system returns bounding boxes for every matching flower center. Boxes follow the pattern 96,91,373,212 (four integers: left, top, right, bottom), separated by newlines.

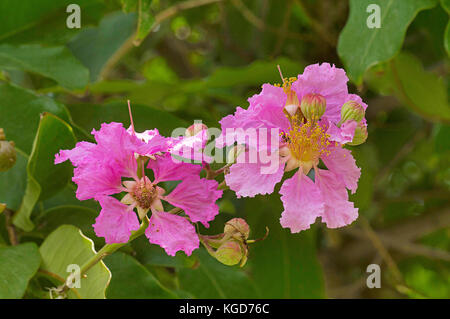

131,179,158,210
281,115,331,166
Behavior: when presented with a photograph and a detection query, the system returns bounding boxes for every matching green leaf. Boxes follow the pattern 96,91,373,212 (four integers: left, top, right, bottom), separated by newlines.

244,196,326,298
39,225,111,299
0,0,74,41
68,11,137,82
131,236,195,268
0,83,71,154
13,113,76,231
388,52,450,122
104,252,176,298
0,243,41,298
442,0,450,55
178,249,260,298
338,0,438,84
0,44,89,89
68,101,187,137
0,150,27,211
37,205,100,245
135,0,155,44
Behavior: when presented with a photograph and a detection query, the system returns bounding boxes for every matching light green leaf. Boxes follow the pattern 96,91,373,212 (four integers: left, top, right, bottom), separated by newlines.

338,0,438,84
178,249,261,298
0,83,71,154
104,252,176,298
13,113,76,231
0,243,41,298
0,44,89,89
68,11,137,81
39,225,111,299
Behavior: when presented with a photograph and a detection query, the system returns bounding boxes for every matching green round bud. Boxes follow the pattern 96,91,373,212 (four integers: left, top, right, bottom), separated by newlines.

300,93,326,122
0,140,16,172
348,122,368,146
224,218,250,239
214,240,243,266
340,100,365,124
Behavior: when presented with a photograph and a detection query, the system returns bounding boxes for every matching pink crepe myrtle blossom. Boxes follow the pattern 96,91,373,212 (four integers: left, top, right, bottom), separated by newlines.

55,122,222,256
217,63,367,232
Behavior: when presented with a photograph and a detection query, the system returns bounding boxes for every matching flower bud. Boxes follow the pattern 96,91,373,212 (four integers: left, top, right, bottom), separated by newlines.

0,129,16,172
340,100,365,124
300,93,326,122
214,240,243,266
224,218,250,240
348,122,368,146
226,144,245,164
185,122,208,137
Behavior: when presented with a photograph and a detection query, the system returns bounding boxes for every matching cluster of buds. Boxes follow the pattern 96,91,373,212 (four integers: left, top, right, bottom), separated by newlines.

0,128,16,172
200,218,268,267
338,100,367,145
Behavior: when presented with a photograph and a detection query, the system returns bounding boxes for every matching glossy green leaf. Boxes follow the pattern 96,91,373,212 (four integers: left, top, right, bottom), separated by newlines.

105,252,176,298
0,243,41,298
68,101,187,137
0,44,89,89
178,249,261,298
68,11,137,81
0,83,71,154
338,0,438,84
39,225,111,299
13,113,76,231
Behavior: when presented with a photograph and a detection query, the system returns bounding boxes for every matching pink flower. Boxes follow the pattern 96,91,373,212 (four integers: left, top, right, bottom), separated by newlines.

217,63,366,232
55,122,223,256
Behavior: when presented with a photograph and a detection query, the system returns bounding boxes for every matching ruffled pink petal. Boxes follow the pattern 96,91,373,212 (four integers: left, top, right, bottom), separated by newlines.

72,165,123,200
163,176,223,227
279,171,324,232
225,149,284,197
326,120,357,144
169,130,212,164
146,211,199,256
216,84,289,150
55,139,125,200
292,63,349,123
55,141,96,166
147,153,201,183
92,122,141,177
128,127,170,156
321,146,361,194
315,169,358,228
93,196,140,244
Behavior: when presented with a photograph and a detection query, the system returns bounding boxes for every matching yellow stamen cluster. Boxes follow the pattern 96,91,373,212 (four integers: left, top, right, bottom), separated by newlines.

280,115,331,164
132,181,157,209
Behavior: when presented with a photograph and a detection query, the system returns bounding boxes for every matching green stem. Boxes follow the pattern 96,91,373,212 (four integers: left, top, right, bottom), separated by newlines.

60,216,149,293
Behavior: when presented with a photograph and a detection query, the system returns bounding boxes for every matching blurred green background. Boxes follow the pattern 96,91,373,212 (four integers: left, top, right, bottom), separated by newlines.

0,0,449,299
